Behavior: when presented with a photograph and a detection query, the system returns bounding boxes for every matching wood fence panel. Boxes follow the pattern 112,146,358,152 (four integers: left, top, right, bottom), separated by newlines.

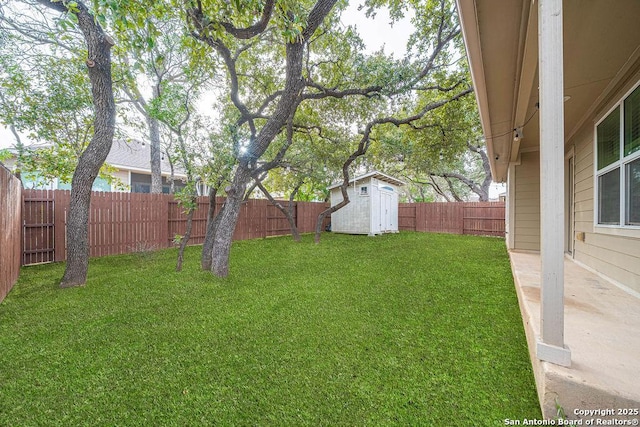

234,200,249,240
18,191,503,267
410,202,504,236
296,202,329,233
89,191,106,257
22,189,55,265
114,192,131,254
125,192,164,250
398,204,416,231
234,199,266,241
53,190,70,262
0,165,22,303
443,203,462,234
250,199,268,239
295,202,312,233
266,202,293,237
169,198,204,246
463,202,506,237
189,197,210,244
415,203,464,234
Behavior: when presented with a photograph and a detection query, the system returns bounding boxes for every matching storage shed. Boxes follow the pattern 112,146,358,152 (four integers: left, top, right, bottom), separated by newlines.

328,171,405,235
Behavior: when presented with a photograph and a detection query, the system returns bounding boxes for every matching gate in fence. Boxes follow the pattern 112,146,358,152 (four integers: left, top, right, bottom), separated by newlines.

23,190,56,265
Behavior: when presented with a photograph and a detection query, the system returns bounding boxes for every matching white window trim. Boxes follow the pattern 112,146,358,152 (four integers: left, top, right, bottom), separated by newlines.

594,79,640,237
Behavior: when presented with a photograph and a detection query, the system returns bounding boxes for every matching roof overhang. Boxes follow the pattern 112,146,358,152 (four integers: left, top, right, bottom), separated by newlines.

457,0,640,182
327,170,405,190
109,163,188,179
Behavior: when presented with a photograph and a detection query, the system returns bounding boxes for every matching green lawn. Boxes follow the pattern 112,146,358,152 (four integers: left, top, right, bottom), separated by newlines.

0,232,540,426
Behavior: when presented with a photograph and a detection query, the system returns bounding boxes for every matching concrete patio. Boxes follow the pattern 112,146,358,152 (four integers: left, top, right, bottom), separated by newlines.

509,251,640,420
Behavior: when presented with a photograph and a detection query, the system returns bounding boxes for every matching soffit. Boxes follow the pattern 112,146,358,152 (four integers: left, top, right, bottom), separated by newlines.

460,0,640,176
459,0,525,182
327,171,405,190
520,1,640,152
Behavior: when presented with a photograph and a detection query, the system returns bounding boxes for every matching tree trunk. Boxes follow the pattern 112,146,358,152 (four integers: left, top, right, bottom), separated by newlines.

187,0,339,276
167,151,176,194
210,164,251,277
287,185,302,242
315,143,369,243
255,179,300,242
201,186,219,270
314,188,347,243
51,1,115,288
176,201,195,272
148,116,163,193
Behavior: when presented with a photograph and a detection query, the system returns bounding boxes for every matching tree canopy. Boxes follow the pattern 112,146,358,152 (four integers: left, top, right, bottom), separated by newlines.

0,0,487,280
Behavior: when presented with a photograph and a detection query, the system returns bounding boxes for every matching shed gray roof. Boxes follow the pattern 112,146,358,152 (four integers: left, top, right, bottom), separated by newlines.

327,170,405,190
106,140,186,177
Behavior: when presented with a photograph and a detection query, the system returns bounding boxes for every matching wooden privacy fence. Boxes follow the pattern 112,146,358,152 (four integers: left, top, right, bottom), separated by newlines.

398,202,505,237
16,190,504,269
21,190,330,266
0,164,22,303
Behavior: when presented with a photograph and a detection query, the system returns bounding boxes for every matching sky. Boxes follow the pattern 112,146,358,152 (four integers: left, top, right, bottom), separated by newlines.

341,2,413,56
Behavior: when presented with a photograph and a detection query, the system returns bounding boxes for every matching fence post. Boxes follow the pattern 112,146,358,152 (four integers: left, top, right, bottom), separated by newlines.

161,194,170,248
54,190,67,262
415,203,425,232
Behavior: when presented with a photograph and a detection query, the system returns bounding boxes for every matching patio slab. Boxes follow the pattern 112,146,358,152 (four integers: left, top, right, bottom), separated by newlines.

509,251,640,421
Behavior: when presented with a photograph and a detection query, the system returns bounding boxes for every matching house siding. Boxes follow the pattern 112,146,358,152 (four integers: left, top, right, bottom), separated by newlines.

570,67,640,293
513,151,541,251
573,125,594,242
112,170,130,191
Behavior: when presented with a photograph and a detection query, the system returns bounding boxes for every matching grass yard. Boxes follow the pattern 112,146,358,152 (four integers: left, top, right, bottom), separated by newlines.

0,232,541,426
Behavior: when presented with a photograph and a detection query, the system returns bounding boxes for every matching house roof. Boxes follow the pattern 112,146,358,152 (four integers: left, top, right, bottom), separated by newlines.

4,140,187,178
106,140,186,177
457,0,640,182
327,170,405,190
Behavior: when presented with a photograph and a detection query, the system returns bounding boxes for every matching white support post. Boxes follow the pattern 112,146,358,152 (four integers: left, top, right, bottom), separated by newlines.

537,0,571,367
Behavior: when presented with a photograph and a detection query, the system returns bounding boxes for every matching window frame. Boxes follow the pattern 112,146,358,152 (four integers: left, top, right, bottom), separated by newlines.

594,80,640,232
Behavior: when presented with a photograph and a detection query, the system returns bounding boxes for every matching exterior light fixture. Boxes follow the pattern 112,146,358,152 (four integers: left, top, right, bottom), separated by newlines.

514,127,523,142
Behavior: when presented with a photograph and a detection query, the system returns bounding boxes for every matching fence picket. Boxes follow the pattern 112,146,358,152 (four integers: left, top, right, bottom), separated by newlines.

16,190,504,267
0,165,22,303
399,201,505,236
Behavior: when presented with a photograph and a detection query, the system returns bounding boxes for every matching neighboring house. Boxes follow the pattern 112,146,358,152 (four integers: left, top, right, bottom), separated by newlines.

328,171,404,236
5,140,188,193
458,0,640,418
105,140,187,193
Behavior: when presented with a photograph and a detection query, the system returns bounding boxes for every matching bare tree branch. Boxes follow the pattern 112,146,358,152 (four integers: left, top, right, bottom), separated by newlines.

220,0,275,40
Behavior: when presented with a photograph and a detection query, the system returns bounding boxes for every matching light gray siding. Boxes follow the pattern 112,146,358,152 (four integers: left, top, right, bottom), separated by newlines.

570,69,640,293
514,151,541,251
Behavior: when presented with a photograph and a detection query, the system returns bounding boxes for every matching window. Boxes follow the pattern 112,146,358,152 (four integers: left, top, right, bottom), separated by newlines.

360,186,368,196
627,158,640,225
596,83,640,227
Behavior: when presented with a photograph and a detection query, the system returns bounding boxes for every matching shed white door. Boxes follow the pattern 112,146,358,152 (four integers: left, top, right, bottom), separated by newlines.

381,192,392,232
